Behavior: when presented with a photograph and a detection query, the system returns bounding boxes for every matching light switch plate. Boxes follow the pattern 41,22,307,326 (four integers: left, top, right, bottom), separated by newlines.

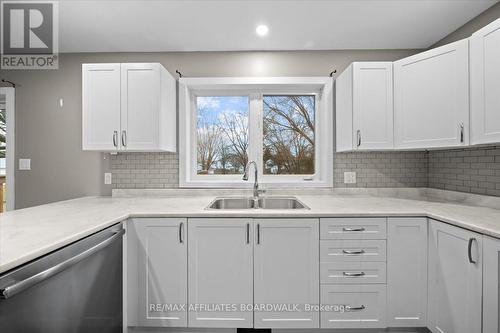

19,158,31,170
344,171,356,184
104,173,112,185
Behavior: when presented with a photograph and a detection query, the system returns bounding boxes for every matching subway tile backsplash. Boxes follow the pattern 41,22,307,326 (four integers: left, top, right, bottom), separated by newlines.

111,152,179,189
334,151,428,188
428,145,500,196
110,146,500,197
111,151,429,190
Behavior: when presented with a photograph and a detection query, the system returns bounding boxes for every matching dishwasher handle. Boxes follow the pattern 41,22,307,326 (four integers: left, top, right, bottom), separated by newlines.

0,228,125,300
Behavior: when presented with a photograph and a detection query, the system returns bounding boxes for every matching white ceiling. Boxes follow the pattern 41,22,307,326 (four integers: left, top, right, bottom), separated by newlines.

58,0,498,53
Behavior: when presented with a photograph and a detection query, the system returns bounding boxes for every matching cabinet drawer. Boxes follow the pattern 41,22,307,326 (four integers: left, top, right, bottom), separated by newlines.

321,262,386,284
321,240,386,262
320,218,387,239
321,285,387,328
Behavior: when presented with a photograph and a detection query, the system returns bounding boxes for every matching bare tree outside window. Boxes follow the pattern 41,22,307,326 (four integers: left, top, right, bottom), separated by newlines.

196,96,249,175
263,95,315,175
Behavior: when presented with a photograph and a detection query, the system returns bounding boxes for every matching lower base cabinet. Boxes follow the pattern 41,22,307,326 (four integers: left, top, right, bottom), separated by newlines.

483,236,500,333
387,218,427,327
188,218,254,328
428,220,482,333
254,219,319,329
321,285,387,328
125,216,495,332
126,218,188,327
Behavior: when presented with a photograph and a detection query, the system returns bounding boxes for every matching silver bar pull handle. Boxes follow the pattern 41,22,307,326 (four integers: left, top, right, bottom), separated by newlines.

257,223,261,245
342,249,365,255
343,271,365,277
346,305,366,311
356,130,362,148
343,227,366,232
246,223,250,244
460,123,464,143
0,228,125,300
113,131,118,148
179,222,184,244
121,130,127,147
468,237,477,264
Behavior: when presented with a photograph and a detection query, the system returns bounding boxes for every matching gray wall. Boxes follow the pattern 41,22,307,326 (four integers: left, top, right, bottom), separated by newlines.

1,49,417,208
432,1,500,47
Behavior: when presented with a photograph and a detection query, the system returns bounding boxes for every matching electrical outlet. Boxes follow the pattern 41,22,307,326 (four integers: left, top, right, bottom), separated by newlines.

104,173,112,185
19,159,31,170
344,171,356,184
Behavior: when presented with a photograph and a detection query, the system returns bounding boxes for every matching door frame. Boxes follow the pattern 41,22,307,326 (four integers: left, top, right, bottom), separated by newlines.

0,87,15,210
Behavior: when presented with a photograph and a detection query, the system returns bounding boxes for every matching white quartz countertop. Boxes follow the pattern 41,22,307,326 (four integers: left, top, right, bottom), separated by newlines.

2,192,500,274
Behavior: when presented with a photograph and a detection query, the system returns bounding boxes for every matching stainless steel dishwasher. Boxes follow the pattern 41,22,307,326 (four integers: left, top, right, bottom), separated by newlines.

0,223,124,333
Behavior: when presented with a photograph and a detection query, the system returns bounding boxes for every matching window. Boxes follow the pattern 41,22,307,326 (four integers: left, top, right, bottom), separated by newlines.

196,96,249,175
263,95,315,175
180,78,333,188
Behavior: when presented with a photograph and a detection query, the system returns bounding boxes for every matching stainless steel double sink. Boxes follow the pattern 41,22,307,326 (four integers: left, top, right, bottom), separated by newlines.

206,196,309,210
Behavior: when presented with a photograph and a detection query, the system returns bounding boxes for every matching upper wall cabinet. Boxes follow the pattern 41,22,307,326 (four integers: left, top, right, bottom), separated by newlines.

82,63,176,152
470,18,500,145
394,40,469,149
336,62,394,152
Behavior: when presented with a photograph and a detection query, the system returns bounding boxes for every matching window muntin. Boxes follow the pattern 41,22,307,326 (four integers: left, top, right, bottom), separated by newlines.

196,96,249,175
263,95,315,175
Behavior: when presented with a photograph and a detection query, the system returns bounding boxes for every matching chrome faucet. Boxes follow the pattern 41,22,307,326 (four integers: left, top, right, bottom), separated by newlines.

243,161,261,207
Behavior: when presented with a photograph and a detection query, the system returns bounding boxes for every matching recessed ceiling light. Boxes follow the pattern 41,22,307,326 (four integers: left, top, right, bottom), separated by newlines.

256,24,269,37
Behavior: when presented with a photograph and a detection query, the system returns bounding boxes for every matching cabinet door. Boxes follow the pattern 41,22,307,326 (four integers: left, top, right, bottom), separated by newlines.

470,18,500,145
394,40,469,149
121,63,160,151
130,218,187,327
387,218,427,327
353,62,394,150
428,220,482,333
254,219,319,329
82,63,121,151
483,236,500,333
188,219,253,328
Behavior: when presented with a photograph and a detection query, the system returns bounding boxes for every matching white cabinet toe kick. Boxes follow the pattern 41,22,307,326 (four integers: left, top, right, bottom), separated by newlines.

124,216,496,332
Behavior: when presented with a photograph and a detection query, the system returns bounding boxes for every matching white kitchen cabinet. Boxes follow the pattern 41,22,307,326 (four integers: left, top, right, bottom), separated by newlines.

82,63,176,152
321,217,387,240
394,40,469,149
188,218,254,328
470,18,500,145
82,63,121,151
483,236,500,333
127,218,187,327
428,220,482,333
336,62,394,152
320,239,386,262
254,219,319,329
321,285,387,329
387,218,427,327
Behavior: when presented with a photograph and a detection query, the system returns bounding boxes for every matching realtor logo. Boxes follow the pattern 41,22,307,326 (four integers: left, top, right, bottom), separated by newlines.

1,1,58,69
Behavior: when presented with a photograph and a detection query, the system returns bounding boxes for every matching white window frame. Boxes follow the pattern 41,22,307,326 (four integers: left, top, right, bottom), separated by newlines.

179,77,333,188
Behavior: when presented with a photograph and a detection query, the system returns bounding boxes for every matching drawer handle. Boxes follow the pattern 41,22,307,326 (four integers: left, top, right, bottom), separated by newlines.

346,305,366,311
342,249,365,255
343,271,365,277
342,227,366,232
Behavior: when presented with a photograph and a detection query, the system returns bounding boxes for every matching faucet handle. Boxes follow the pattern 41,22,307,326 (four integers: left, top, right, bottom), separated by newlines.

258,188,267,196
